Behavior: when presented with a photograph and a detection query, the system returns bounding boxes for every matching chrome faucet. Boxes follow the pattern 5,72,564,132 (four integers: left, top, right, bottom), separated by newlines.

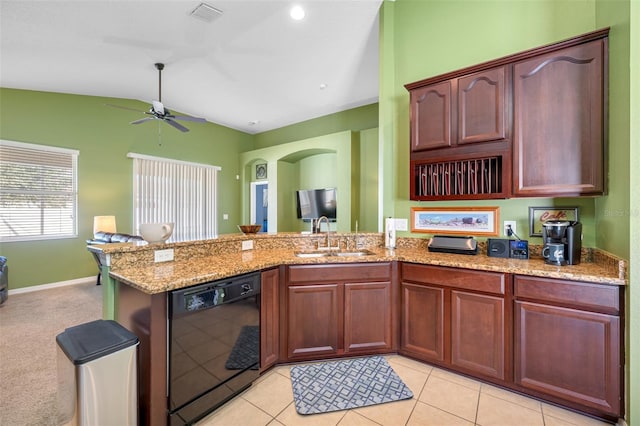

355,220,363,249
316,216,337,250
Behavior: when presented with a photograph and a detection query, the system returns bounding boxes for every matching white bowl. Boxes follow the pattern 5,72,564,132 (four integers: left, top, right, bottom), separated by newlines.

139,222,174,243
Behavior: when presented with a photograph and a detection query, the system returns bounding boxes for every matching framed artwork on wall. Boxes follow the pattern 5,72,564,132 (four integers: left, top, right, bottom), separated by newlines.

410,206,499,236
255,163,267,179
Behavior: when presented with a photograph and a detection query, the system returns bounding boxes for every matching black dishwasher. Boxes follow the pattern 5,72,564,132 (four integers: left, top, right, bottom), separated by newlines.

168,272,261,425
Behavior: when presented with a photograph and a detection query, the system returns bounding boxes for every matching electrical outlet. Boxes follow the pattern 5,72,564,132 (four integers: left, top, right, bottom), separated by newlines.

394,218,408,231
242,240,254,250
503,221,517,237
154,249,174,263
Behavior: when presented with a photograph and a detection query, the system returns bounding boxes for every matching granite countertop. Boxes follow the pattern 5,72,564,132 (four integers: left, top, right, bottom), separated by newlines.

105,236,627,294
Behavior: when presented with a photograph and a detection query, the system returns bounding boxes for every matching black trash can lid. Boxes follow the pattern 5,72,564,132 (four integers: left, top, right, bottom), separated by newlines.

56,319,139,365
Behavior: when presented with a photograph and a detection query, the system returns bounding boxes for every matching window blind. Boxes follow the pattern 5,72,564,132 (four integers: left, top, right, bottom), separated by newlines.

129,153,220,242
0,140,79,242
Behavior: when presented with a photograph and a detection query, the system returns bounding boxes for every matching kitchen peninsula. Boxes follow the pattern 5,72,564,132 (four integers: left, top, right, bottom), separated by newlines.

89,233,626,425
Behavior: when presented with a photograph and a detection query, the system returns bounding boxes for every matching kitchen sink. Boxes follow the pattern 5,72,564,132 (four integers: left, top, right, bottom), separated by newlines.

294,251,331,258
333,249,376,257
294,249,376,258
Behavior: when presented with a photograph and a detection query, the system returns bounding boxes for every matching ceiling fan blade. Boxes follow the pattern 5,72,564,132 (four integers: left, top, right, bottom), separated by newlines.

105,103,145,113
164,118,190,133
171,115,207,123
131,117,155,125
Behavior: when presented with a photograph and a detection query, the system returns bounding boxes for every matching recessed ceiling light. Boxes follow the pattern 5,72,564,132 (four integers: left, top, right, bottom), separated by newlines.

249,120,260,126
319,83,328,90
290,5,305,20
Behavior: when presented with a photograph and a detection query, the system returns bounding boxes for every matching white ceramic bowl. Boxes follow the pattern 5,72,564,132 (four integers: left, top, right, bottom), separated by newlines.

139,222,174,243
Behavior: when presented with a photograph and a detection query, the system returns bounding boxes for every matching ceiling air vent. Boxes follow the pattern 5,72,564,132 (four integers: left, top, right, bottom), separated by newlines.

190,3,223,23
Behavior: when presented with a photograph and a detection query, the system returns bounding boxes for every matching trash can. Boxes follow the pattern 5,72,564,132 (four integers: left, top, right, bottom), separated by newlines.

56,319,139,426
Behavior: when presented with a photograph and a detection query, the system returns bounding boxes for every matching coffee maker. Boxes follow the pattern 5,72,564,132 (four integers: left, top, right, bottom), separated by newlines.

541,220,582,265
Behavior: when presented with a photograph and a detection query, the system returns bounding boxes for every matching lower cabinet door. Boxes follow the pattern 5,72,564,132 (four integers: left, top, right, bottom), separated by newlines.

287,284,340,359
451,290,505,379
400,282,446,363
344,281,392,353
515,301,620,415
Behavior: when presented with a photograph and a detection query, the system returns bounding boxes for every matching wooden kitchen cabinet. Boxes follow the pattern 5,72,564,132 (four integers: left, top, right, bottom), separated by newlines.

406,66,511,200
401,263,508,380
451,290,505,379
260,267,280,371
513,38,606,196
284,263,395,361
286,283,341,359
406,28,608,201
408,66,509,153
401,282,446,363
344,281,393,353
409,81,452,151
514,275,623,417
458,66,509,145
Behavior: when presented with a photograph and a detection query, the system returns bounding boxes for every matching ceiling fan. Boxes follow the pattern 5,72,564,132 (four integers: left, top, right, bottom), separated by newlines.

107,63,206,132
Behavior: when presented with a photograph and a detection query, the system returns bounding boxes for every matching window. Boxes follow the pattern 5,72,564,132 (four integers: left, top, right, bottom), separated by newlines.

128,153,220,242
0,140,79,242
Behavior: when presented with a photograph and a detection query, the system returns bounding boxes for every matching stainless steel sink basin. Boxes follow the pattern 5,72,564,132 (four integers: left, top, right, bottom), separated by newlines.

294,249,376,258
333,249,376,257
294,251,331,258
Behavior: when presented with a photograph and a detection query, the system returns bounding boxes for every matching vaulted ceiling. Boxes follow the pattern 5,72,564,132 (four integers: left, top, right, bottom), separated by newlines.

1,0,382,134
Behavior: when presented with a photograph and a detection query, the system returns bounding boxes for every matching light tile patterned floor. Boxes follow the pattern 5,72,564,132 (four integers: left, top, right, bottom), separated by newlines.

198,355,613,426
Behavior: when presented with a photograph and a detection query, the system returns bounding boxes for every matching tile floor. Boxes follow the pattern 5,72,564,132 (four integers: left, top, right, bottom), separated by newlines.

198,355,614,426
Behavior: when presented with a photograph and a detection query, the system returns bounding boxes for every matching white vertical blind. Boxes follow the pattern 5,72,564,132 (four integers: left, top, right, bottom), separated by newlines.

0,140,78,242
128,153,220,242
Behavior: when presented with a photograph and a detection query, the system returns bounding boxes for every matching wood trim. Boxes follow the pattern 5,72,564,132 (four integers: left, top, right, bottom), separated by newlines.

260,268,280,370
116,282,168,426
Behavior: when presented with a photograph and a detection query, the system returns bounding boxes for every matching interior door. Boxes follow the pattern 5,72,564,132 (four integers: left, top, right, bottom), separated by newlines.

250,182,268,232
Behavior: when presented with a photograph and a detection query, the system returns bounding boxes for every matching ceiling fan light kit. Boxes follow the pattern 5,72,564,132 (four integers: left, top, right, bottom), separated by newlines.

107,63,206,133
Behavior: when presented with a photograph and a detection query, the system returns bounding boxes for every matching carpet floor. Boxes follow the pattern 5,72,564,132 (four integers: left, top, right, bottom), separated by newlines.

0,281,102,426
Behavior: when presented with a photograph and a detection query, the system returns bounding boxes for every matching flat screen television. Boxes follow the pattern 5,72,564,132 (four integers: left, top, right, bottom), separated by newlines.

296,188,337,220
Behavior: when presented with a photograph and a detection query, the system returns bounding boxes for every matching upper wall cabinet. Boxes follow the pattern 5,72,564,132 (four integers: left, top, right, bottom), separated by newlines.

409,66,509,153
406,65,512,200
405,28,608,201
409,80,452,151
513,39,606,197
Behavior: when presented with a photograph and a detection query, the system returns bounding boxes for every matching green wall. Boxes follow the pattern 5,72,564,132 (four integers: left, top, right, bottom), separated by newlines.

0,88,253,288
0,87,377,290
253,103,378,149
381,0,636,420
381,0,618,250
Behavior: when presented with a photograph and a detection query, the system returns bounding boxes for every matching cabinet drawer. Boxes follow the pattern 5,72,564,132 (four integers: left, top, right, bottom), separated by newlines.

514,275,620,314
288,263,391,284
402,263,505,295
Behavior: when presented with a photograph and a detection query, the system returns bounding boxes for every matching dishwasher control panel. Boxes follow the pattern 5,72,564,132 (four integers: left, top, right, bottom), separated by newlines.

170,272,261,316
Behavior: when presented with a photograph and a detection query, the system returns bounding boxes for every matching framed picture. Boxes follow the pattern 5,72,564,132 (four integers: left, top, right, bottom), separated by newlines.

410,206,499,236
255,163,267,179
528,206,579,237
